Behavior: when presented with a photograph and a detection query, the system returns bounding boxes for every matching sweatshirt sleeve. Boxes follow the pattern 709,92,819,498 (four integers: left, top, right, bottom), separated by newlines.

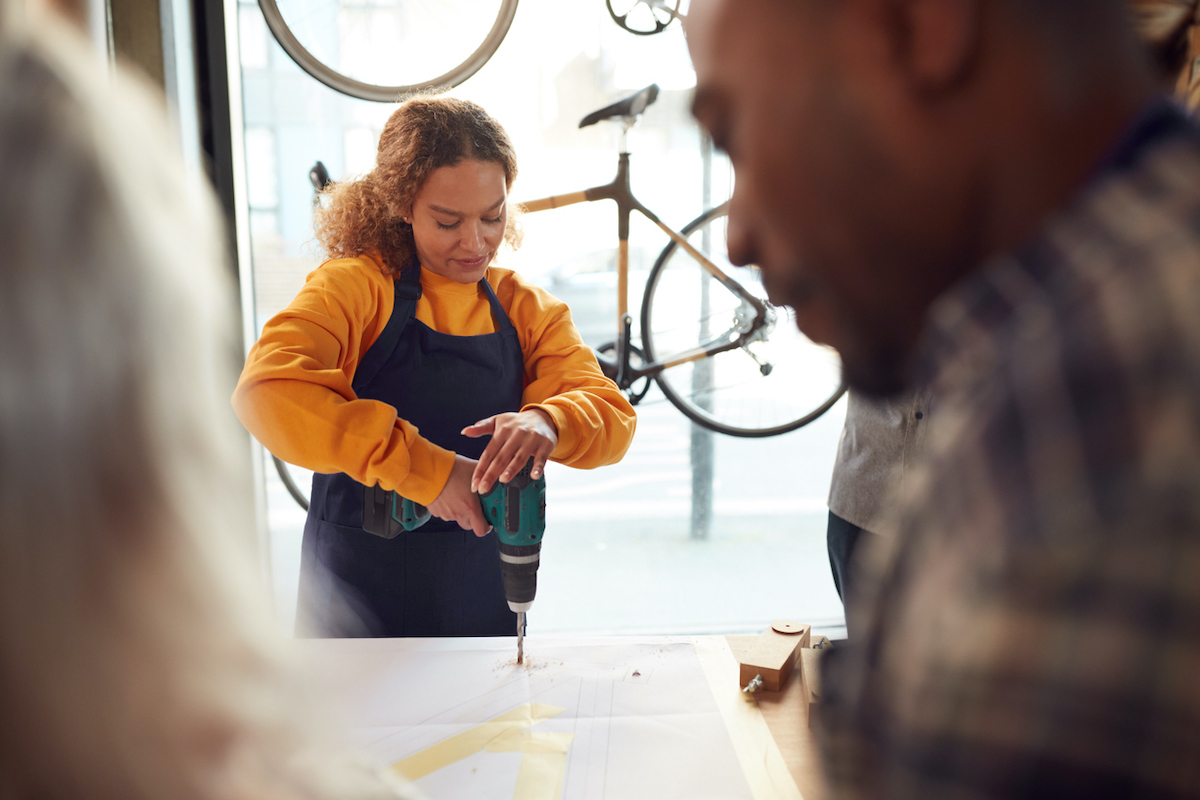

499,271,637,468
231,258,455,506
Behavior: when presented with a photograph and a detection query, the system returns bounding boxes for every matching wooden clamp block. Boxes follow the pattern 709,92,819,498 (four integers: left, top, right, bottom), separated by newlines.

738,620,810,692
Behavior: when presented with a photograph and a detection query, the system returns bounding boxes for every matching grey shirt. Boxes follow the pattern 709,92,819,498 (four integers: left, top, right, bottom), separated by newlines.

827,388,932,537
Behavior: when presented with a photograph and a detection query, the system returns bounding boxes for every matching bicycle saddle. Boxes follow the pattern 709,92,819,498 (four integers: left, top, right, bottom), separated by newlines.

309,160,332,192
578,84,660,128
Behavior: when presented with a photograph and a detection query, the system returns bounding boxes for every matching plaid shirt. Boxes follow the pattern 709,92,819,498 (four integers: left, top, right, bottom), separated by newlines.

817,100,1200,798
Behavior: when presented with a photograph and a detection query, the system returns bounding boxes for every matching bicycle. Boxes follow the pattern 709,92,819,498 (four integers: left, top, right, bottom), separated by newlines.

606,0,684,36
518,83,845,438
257,0,519,102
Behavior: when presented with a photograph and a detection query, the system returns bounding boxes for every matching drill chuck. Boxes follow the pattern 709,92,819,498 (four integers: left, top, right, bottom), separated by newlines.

499,541,540,612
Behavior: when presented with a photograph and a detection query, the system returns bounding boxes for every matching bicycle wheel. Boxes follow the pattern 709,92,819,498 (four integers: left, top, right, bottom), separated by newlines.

257,0,519,102
606,0,682,36
641,204,846,437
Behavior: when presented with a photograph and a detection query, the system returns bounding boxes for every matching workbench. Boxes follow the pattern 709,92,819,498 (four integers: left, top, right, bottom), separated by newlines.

726,635,825,800
296,634,826,800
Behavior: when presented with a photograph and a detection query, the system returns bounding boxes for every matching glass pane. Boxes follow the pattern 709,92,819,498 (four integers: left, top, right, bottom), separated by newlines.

235,0,847,638
244,126,278,208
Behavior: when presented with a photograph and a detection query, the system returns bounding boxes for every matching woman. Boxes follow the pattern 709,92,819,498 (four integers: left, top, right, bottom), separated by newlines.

234,95,636,638
0,8,417,798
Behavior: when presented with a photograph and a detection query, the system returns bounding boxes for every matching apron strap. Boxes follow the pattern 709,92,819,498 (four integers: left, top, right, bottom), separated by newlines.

480,269,518,336
352,261,422,396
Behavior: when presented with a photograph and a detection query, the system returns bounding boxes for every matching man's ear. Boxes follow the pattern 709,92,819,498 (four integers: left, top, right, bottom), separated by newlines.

883,0,980,92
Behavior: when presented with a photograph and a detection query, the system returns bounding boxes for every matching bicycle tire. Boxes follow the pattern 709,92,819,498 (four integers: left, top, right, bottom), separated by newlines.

274,455,310,511
640,204,846,437
257,0,519,103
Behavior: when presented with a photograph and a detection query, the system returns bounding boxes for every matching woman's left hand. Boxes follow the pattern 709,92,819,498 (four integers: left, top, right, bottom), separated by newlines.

463,409,558,494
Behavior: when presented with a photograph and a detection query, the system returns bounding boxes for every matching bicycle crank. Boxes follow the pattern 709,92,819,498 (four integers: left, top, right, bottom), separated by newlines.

596,341,652,405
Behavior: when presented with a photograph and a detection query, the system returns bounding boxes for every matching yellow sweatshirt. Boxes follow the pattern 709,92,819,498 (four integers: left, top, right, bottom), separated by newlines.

233,256,636,506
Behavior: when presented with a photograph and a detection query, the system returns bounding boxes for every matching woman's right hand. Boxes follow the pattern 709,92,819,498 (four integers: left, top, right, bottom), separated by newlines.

425,454,492,537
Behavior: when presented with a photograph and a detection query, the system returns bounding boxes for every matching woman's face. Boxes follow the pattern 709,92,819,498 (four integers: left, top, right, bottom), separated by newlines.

410,158,508,284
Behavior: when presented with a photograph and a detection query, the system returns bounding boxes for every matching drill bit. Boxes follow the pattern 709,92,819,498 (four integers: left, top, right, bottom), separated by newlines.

516,611,525,664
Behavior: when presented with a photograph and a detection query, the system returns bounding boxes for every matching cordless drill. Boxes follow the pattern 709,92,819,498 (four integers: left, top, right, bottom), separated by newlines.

362,461,547,662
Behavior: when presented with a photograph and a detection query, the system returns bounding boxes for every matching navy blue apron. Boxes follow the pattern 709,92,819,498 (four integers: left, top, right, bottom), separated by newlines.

297,263,524,638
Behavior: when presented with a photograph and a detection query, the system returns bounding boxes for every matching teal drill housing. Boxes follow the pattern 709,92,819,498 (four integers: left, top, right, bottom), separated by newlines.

361,460,547,612
482,460,547,612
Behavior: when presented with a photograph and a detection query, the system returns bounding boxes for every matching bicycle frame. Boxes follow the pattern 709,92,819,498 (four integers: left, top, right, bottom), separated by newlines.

518,137,767,393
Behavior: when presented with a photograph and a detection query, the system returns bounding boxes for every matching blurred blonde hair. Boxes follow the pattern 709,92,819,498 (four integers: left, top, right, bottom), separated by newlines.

0,9,416,800
1129,0,1200,106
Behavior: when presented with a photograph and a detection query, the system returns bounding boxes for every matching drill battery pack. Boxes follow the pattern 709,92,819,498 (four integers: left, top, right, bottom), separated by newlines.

361,484,430,539
361,461,545,541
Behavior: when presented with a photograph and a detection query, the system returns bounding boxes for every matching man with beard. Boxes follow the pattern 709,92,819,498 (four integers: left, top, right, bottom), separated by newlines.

687,1,1200,795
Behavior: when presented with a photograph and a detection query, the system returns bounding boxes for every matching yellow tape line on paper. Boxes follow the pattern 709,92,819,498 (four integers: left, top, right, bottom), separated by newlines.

693,636,805,800
391,703,573,800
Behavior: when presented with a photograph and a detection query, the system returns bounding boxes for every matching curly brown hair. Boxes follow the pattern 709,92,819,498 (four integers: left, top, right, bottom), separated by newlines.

314,94,521,276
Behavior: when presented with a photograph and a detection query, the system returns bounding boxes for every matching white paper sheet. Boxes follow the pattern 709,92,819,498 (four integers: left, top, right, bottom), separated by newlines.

296,636,757,800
